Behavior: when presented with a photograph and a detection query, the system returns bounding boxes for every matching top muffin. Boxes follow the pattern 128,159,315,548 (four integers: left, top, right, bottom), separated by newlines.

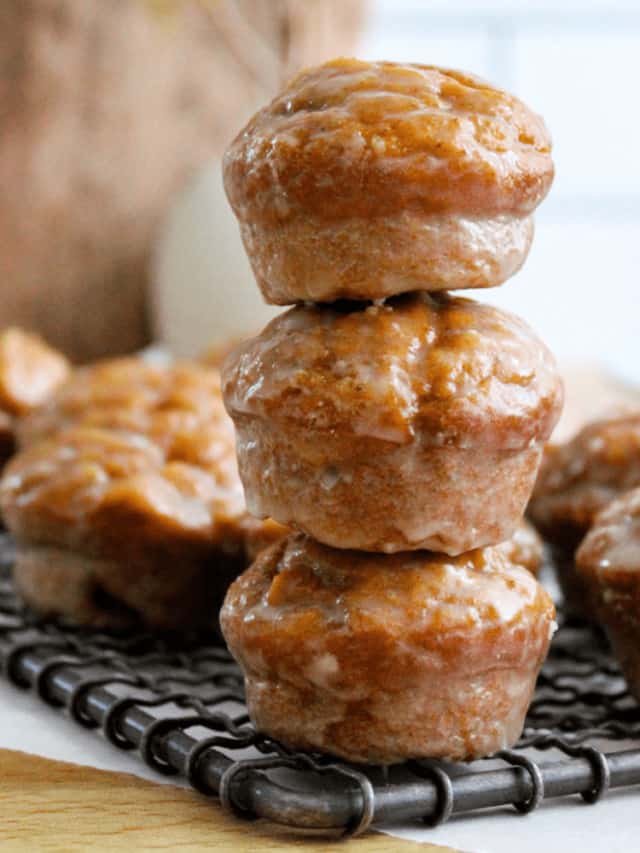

223,58,553,303
225,58,553,222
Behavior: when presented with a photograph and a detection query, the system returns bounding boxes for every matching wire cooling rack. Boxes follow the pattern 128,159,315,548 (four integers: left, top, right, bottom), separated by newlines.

1,534,640,838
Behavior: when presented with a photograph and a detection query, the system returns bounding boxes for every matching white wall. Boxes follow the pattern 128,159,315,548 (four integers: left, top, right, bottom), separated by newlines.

359,1,640,382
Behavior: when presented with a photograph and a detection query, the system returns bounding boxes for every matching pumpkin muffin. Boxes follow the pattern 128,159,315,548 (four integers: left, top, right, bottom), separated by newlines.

223,58,553,303
222,292,563,555
5,358,287,628
221,533,556,764
1,427,250,629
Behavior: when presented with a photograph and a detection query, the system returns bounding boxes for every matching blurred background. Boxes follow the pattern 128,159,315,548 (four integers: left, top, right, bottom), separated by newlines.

1,0,638,386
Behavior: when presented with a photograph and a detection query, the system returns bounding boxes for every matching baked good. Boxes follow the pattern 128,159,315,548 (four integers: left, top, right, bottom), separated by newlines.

4,358,287,628
496,519,544,576
222,292,563,555
223,58,553,303
529,415,640,615
1,427,249,630
221,533,556,764
576,488,640,699
0,328,70,466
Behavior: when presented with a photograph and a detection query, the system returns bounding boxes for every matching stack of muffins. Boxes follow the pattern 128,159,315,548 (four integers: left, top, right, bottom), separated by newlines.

220,59,563,764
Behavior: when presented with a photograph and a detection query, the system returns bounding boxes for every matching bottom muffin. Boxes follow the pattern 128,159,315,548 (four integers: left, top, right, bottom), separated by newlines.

221,534,556,765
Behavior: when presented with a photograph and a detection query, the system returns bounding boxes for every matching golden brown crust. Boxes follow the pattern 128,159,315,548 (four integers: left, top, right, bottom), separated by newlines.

230,417,543,554
528,415,640,619
576,488,640,697
224,58,553,224
234,209,535,304
221,534,556,764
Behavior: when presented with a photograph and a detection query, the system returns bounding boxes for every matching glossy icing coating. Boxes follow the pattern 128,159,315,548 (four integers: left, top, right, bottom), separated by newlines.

577,488,640,577
2,358,285,628
223,293,561,553
237,205,534,304
224,58,553,223
221,534,556,764
19,357,234,456
223,292,562,450
224,58,553,301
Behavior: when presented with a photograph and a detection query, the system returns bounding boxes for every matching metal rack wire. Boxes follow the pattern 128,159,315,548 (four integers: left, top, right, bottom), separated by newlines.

1,533,639,837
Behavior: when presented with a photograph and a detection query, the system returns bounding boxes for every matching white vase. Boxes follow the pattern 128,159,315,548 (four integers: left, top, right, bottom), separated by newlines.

151,162,279,358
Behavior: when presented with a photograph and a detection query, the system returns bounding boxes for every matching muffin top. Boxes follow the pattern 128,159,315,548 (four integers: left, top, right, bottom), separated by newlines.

223,292,563,450
529,415,640,543
18,357,235,467
1,427,245,553
9,358,286,561
221,533,555,693
224,57,553,223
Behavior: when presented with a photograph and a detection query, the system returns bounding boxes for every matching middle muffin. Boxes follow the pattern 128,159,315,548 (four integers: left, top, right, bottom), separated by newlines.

223,292,563,555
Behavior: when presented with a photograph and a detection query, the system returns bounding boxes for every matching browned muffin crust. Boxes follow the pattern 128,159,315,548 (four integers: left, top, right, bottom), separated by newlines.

221,534,556,764
223,293,563,554
18,357,234,455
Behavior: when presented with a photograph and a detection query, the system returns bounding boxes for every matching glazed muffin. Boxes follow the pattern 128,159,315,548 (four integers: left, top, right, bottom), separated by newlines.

496,519,545,577
0,427,252,630
223,58,553,303
222,292,563,555
221,534,556,765
576,488,640,699
3,358,287,629
0,328,70,466
529,415,640,615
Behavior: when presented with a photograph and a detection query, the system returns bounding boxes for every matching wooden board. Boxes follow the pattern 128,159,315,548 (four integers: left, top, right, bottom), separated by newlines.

0,749,462,852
